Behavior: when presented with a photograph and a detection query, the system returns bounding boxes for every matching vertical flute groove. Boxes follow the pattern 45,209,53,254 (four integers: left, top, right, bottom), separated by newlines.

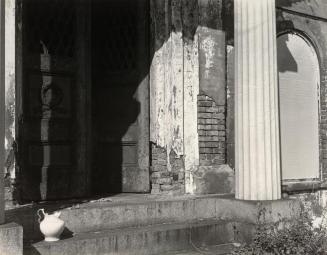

234,0,281,200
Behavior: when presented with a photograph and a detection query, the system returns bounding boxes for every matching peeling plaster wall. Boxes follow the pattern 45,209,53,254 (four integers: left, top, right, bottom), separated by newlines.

5,0,16,203
150,0,228,194
226,45,234,169
150,0,200,194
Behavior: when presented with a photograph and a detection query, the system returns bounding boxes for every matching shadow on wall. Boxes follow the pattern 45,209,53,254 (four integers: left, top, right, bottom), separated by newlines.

17,0,233,202
277,34,298,73
91,0,144,195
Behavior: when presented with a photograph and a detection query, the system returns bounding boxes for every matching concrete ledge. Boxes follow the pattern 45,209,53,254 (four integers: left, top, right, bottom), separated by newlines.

0,222,23,255
7,194,300,241
28,220,248,255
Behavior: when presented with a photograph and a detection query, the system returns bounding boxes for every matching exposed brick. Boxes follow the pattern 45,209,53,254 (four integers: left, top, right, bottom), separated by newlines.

156,159,167,166
217,106,226,113
197,94,226,167
212,113,225,119
198,106,207,112
198,119,206,124
218,131,226,136
161,172,172,178
211,119,219,124
151,184,160,189
212,148,225,154
199,160,212,166
151,172,161,178
198,94,208,100
205,141,220,148
151,188,161,194
205,119,213,124
160,185,174,191
198,130,206,136
206,107,219,113
198,101,213,107
151,144,184,194
207,130,219,136
151,165,167,172
199,136,219,142
198,112,212,118
152,177,172,185
205,154,214,160
213,159,226,165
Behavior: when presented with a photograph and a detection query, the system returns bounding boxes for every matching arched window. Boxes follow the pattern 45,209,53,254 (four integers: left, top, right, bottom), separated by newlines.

278,33,320,180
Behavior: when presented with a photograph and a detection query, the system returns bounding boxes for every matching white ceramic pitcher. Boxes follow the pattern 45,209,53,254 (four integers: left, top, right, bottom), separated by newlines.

37,209,65,242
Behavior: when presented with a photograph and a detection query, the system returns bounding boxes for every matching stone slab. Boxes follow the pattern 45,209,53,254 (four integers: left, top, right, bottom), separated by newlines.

7,194,300,242
28,220,237,255
0,222,23,255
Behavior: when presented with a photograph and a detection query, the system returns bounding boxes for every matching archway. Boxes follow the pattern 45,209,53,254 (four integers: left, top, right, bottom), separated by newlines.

277,33,320,181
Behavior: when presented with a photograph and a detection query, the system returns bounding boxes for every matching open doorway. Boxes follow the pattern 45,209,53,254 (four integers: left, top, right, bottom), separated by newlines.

18,0,150,202
91,0,150,195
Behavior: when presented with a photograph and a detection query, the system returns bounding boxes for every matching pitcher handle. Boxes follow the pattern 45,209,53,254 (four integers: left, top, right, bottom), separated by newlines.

37,208,45,223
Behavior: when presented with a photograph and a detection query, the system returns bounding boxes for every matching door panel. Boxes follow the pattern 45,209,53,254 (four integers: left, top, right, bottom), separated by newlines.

20,0,89,201
92,0,149,194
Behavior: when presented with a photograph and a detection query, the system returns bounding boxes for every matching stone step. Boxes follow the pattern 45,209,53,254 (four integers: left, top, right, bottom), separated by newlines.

6,194,299,242
25,220,245,255
164,243,237,255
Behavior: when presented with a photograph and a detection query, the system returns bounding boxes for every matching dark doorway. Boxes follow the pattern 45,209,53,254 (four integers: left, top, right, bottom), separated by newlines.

17,0,150,202
91,0,150,195
19,0,82,201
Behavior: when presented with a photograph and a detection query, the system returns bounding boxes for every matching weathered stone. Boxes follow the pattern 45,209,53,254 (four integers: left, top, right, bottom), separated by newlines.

151,165,167,172
152,177,172,185
198,101,213,107
151,172,162,178
160,184,174,191
194,164,234,194
0,223,23,255
178,172,185,180
198,112,212,119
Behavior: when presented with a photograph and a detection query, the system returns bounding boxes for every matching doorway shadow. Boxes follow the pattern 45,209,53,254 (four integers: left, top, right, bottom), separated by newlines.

16,0,220,202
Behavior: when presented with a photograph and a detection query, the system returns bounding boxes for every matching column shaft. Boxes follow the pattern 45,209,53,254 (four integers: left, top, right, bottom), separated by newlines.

234,0,281,200
0,0,5,223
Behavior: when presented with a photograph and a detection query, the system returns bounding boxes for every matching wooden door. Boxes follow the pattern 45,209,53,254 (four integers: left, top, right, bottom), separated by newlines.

91,0,150,194
19,0,90,201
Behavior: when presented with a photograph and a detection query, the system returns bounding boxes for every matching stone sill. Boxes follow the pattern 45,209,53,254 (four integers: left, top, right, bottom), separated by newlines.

282,179,322,193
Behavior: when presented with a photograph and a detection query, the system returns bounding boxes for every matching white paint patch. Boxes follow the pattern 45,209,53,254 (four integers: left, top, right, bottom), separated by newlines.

5,0,16,179
227,45,234,54
200,34,215,78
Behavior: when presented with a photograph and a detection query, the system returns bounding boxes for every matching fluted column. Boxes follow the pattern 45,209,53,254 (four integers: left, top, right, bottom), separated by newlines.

234,0,281,200
0,0,5,222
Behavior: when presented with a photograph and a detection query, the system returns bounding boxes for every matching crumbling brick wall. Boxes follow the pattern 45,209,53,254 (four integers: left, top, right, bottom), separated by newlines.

198,94,226,166
150,144,184,194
